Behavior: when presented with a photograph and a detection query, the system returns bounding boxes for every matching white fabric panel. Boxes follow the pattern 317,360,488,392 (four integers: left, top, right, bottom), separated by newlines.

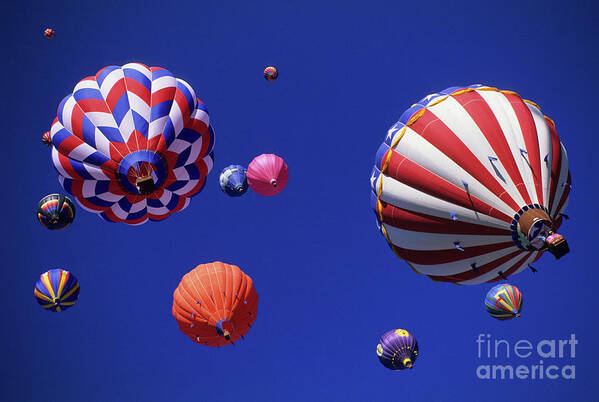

458,251,536,285
527,103,553,207
511,252,540,276
384,224,512,250
151,75,177,92
126,92,151,120
393,128,514,217
550,143,570,217
129,200,147,213
60,96,77,133
168,99,184,135
173,180,199,196
99,68,125,96
428,96,527,208
123,63,152,80
176,79,197,107
378,174,508,230
411,246,518,276
84,112,119,128
148,116,169,140
118,110,135,143
68,143,96,162
73,78,99,92
479,90,538,204
109,203,129,219
191,108,210,127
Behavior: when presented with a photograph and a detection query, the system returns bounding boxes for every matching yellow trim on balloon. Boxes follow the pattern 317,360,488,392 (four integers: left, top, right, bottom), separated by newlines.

61,283,80,300
374,85,558,285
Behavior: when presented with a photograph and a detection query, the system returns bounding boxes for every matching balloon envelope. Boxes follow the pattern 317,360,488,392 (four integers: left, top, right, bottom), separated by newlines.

42,131,52,146
172,262,258,347
34,268,80,312
485,283,523,320
371,85,571,284
377,329,419,370
37,194,75,230
264,66,278,81
247,153,289,196
48,63,214,225
219,165,248,197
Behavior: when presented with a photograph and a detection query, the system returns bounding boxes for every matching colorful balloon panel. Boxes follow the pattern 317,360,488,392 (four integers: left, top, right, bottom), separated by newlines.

49,63,215,225
376,329,419,370
264,66,278,81
247,154,289,196
172,262,258,347
485,283,523,320
34,269,80,312
37,194,75,230
219,165,248,197
371,85,571,284
44,28,54,39
42,131,52,146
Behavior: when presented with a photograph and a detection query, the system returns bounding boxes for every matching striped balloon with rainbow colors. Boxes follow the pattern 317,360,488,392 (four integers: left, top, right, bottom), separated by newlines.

34,269,80,312
484,283,522,320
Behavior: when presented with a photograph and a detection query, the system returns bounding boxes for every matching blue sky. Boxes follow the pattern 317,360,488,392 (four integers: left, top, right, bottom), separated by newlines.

2,0,598,401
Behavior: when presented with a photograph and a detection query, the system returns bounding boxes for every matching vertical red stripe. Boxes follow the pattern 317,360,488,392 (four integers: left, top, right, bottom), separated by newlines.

385,151,512,223
409,109,520,212
504,94,544,205
552,171,571,219
453,91,532,205
545,117,563,213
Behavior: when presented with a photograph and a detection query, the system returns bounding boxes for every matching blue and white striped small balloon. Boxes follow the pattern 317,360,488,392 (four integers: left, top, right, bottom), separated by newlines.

219,165,249,197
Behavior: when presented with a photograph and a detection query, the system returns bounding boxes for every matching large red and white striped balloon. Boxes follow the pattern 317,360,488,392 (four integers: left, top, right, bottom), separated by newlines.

370,85,571,285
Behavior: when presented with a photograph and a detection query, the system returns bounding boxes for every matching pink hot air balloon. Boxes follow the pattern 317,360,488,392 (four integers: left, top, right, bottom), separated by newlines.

247,154,289,196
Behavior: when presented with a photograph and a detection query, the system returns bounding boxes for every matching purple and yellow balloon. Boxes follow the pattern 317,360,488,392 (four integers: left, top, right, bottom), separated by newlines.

376,329,419,370
34,269,80,312
485,283,523,320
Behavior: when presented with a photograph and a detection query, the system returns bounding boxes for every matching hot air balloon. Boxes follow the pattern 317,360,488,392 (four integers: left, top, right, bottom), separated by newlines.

485,283,522,320
37,194,75,230
247,154,289,196
34,268,80,312
44,28,55,39
376,329,419,370
172,262,258,347
264,66,278,81
48,63,214,225
371,85,571,285
42,131,52,146
219,165,248,197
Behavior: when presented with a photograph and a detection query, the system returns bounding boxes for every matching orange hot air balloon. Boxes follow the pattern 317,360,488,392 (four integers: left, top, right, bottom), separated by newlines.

172,262,258,347
44,28,55,39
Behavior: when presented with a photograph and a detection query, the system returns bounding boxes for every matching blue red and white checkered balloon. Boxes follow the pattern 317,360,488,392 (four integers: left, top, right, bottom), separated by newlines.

49,63,215,224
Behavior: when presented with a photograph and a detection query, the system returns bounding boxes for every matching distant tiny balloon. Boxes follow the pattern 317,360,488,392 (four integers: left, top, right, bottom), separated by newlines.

485,283,523,320
34,269,80,312
247,154,289,196
377,329,419,370
219,165,248,197
37,194,75,230
44,28,55,39
264,66,278,81
42,131,52,146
